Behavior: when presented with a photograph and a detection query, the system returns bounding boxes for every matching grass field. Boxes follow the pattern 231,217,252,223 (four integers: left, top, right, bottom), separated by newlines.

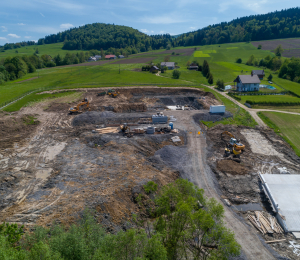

0,43,80,59
194,51,210,57
238,94,300,104
258,112,300,156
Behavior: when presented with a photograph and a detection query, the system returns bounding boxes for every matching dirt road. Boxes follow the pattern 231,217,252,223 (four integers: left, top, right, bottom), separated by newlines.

165,110,277,260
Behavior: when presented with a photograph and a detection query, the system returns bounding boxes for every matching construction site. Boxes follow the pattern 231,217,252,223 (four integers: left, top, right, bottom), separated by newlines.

1,87,300,259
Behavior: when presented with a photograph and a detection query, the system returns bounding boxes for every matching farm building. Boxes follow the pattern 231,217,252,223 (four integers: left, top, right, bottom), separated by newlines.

234,75,261,92
88,56,96,62
119,55,125,58
189,63,199,70
161,62,175,70
150,66,159,73
95,55,102,60
251,70,265,79
105,55,117,60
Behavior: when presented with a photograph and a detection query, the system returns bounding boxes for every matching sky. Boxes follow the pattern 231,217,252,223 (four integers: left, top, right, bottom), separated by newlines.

0,0,299,46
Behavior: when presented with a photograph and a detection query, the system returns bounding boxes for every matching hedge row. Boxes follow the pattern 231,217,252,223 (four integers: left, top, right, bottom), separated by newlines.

246,100,300,106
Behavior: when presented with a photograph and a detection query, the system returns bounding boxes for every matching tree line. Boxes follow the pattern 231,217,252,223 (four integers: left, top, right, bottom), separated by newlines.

173,7,300,46
3,8,300,54
0,50,106,84
0,179,240,260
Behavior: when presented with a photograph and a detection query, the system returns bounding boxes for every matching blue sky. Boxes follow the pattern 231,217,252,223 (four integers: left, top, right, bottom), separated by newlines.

0,0,298,46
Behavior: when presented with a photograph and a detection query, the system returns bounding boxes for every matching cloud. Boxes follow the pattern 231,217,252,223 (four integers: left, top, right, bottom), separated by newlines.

218,0,269,13
1,26,7,32
140,16,186,24
26,26,58,34
18,23,26,26
140,29,149,33
60,23,74,29
190,27,196,30
39,12,45,17
8,34,21,38
24,36,31,39
0,37,7,40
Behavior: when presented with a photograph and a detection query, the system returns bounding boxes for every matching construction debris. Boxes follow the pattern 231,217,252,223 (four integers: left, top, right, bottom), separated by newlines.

247,211,284,235
96,127,119,134
171,136,181,143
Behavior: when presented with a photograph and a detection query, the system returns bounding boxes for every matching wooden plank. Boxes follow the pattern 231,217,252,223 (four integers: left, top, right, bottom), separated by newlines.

265,239,286,244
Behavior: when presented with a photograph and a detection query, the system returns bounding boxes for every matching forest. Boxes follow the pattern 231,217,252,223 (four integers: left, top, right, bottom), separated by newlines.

174,7,300,46
2,7,300,53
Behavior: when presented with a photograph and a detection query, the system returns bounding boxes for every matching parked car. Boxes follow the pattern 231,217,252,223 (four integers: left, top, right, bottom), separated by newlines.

269,81,273,84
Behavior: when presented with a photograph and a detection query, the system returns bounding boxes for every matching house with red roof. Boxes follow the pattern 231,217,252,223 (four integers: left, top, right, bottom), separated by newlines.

105,55,116,60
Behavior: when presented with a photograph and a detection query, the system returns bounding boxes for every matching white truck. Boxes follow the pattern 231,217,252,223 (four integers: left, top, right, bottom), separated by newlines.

210,105,225,114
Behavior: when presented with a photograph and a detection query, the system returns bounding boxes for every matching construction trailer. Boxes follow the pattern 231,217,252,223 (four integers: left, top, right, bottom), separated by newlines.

210,105,225,114
260,174,300,235
152,112,168,124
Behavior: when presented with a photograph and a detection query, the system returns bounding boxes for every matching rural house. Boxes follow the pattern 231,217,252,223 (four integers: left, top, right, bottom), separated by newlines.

251,70,265,79
189,63,199,70
105,55,116,60
150,66,159,73
88,56,96,62
161,62,175,70
119,55,125,58
234,75,261,92
95,55,102,60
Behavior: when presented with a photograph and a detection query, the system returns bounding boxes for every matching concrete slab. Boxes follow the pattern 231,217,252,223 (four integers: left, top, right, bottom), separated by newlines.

260,174,300,232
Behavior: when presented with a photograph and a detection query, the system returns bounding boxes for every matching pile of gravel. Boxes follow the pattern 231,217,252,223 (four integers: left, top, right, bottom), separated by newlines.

72,111,116,126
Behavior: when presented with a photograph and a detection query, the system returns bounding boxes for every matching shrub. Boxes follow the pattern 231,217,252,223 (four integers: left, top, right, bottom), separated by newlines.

216,79,225,90
208,73,214,84
172,70,181,79
258,44,262,49
268,74,273,81
144,181,158,194
236,58,242,63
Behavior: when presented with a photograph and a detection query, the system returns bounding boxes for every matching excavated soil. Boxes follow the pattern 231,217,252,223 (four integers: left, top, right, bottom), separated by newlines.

0,113,40,149
0,87,201,232
216,160,250,175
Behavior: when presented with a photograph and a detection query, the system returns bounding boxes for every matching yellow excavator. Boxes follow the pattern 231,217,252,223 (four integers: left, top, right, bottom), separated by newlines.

107,89,120,98
221,131,245,151
69,98,90,114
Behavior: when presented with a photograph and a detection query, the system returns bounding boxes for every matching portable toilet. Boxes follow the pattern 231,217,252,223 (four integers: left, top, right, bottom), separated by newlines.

169,122,173,130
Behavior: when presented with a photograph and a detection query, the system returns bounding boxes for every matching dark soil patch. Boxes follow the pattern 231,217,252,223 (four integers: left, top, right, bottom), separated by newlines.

251,38,300,57
112,57,154,64
43,60,112,69
45,102,72,112
217,159,249,175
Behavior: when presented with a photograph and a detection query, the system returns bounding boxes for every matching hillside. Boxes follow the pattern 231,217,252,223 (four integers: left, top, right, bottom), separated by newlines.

39,23,172,52
174,7,300,46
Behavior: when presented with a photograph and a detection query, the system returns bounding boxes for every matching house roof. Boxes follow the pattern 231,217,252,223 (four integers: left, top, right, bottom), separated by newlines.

252,70,265,75
235,75,261,84
95,55,101,58
105,55,116,58
151,66,159,70
189,66,199,68
161,62,175,66
119,55,124,58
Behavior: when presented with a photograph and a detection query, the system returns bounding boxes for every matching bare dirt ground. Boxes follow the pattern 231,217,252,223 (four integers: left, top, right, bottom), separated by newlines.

1,87,299,259
16,77,38,83
251,39,300,58
203,123,300,259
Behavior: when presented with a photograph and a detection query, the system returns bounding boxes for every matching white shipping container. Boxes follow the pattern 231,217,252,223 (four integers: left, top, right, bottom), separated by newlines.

210,105,225,114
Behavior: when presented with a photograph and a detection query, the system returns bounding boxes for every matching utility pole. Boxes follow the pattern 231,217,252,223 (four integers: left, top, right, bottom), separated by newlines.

119,64,120,74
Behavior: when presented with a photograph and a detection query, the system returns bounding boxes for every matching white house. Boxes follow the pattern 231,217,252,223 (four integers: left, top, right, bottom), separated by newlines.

95,55,102,60
161,62,175,70
88,56,96,62
234,75,261,92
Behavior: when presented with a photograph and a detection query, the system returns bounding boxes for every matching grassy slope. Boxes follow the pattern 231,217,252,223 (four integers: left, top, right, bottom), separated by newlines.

0,43,79,59
238,94,300,104
258,112,300,156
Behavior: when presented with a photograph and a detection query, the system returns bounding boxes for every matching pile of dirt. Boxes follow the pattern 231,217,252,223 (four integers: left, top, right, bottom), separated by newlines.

0,114,40,150
45,102,72,112
216,159,249,175
72,111,116,126
113,103,147,113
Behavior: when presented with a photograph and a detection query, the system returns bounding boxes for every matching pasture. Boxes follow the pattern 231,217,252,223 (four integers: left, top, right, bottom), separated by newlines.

259,112,300,156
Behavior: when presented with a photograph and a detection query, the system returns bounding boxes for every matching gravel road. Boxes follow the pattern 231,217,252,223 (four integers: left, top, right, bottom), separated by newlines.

165,110,277,260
